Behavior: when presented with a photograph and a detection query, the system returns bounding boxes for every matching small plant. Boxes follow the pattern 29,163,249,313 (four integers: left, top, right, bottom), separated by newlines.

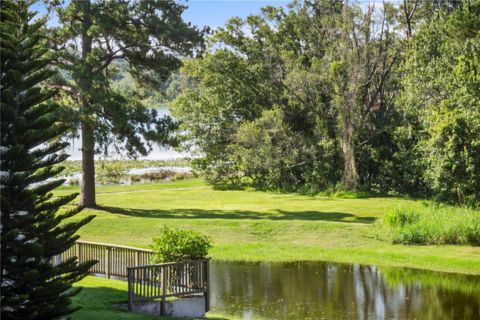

140,170,176,181
151,226,212,263
130,174,142,182
67,177,80,186
173,171,195,181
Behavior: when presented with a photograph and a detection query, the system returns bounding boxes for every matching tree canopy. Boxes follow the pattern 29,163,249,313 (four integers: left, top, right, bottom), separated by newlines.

173,0,480,205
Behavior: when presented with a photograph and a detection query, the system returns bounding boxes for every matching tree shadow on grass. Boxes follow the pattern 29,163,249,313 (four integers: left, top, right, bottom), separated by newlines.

97,206,376,224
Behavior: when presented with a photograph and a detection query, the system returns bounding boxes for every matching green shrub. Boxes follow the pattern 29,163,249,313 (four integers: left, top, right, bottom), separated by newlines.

150,226,212,263
377,205,480,245
384,209,420,227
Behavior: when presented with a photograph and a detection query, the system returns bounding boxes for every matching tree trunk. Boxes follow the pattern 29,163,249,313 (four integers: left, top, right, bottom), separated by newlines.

79,122,96,207
341,100,358,191
79,0,96,207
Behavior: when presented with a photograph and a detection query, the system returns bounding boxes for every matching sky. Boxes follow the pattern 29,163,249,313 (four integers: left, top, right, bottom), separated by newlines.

33,0,403,30
32,1,291,29
181,0,290,28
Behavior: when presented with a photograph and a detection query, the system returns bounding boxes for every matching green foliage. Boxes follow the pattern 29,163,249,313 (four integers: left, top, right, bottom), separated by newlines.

398,0,480,205
377,206,480,245
173,2,346,191
150,227,211,263
231,108,316,189
50,0,196,154
0,1,94,318
47,0,206,205
173,0,479,206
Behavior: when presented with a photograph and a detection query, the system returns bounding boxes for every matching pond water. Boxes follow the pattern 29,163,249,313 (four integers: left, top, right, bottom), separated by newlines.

209,261,480,320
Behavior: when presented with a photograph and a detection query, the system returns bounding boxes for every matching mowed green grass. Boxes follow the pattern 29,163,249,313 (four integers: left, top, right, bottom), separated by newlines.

57,179,480,274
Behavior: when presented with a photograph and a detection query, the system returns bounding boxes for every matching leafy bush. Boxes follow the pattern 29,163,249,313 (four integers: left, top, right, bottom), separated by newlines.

377,205,480,245
150,226,212,263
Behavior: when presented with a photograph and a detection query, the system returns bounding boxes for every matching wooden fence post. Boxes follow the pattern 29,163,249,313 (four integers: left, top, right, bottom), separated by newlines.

204,260,210,312
75,242,81,264
135,251,139,266
127,268,133,311
160,266,166,316
105,247,111,278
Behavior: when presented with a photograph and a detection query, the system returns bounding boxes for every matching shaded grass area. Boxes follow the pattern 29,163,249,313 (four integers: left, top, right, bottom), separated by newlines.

58,179,480,274
71,276,229,320
98,206,376,223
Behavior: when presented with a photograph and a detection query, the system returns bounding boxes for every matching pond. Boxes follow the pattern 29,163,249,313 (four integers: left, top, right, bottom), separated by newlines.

209,261,480,320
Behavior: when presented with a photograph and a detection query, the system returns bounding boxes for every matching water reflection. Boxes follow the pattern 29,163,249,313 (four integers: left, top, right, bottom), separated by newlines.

210,261,480,320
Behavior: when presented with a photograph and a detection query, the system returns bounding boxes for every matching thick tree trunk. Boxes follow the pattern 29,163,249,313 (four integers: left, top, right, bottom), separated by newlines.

341,101,358,191
79,122,96,207
78,0,96,207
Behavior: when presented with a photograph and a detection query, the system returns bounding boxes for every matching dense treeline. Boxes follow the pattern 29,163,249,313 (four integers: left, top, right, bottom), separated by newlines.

172,0,480,206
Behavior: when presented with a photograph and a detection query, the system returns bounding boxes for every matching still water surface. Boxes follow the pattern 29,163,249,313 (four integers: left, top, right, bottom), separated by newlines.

210,261,480,320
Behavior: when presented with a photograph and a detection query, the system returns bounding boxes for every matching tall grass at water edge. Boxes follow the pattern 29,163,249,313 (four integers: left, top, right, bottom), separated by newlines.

376,205,480,245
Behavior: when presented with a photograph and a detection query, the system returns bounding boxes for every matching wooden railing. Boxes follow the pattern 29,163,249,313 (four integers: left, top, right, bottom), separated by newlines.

59,240,154,279
55,240,210,314
127,259,210,314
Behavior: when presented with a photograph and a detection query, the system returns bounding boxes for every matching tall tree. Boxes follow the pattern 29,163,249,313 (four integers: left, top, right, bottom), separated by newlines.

1,1,95,318
49,0,205,207
173,1,403,192
327,2,401,190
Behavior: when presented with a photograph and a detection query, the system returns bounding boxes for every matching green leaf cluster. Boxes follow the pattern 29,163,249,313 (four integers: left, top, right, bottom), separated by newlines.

150,226,211,263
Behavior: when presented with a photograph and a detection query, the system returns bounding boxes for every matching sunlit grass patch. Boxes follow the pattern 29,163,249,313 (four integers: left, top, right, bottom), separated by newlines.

57,179,480,274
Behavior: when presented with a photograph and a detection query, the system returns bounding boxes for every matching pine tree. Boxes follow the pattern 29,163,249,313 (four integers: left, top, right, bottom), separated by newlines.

1,1,95,318
48,0,206,207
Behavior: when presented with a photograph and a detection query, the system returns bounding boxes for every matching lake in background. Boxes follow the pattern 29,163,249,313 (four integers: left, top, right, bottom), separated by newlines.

210,261,480,320
64,108,189,161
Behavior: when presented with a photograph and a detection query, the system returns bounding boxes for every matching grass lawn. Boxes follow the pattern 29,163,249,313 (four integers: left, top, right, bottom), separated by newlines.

71,276,230,320
57,178,480,275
